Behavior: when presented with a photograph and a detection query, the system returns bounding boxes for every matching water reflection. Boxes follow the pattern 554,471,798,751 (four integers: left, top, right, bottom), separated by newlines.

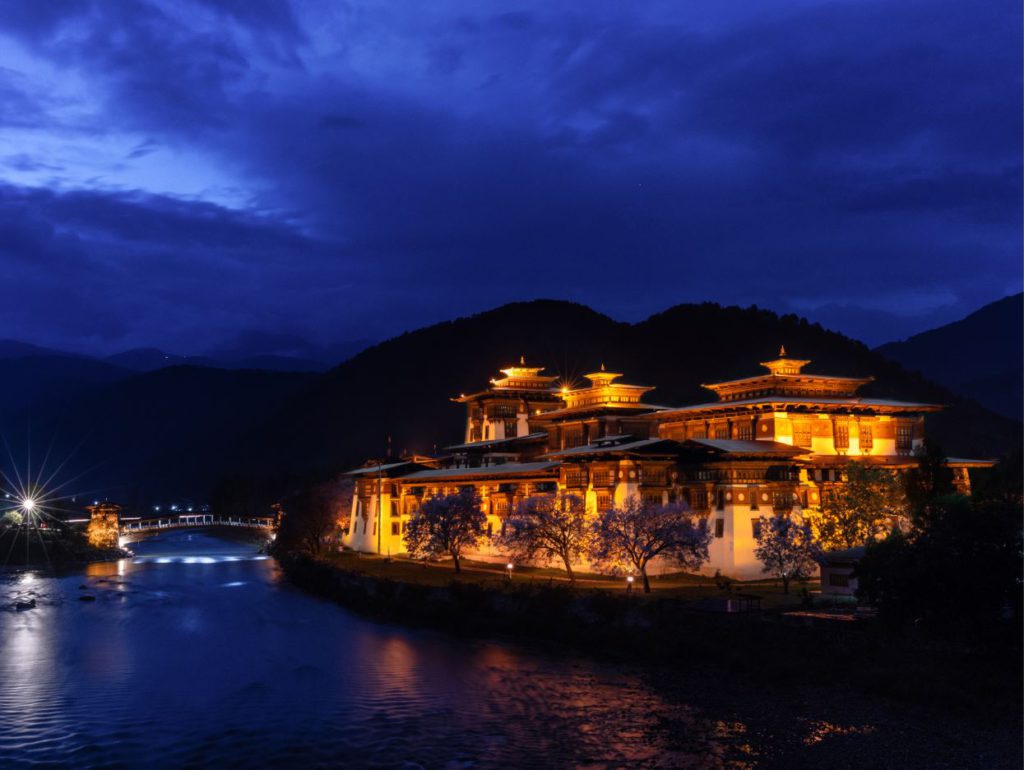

0,531,746,768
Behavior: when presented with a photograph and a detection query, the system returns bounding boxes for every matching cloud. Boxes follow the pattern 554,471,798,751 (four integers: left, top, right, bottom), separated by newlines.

0,0,1019,353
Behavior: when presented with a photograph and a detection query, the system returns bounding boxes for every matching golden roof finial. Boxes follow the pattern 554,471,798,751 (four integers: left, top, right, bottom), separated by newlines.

600,362,606,371
779,345,787,357
520,355,525,365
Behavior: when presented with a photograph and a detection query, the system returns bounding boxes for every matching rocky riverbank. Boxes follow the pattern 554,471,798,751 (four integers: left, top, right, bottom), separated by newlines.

0,527,129,570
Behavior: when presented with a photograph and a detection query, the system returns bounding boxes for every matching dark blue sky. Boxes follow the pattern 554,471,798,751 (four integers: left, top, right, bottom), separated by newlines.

0,0,1020,356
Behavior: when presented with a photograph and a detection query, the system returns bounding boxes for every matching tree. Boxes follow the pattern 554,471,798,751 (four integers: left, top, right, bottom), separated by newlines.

497,494,592,583
276,478,351,556
904,439,955,518
754,514,820,594
809,463,908,550
856,493,1022,633
403,488,485,573
590,498,710,593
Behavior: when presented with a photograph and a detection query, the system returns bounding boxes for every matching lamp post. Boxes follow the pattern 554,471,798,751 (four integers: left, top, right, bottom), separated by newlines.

626,575,634,594
506,562,513,583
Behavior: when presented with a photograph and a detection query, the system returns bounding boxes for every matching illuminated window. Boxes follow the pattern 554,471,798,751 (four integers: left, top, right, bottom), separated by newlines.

896,423,913,453
692,490,709,510
860,425,873,451
834,421,849,450
642,492,662,507
736,424,753,441
592,470,612,487
563,428,584,448
690,426,707,440
391,522,400,536
597,494,613,512
793,423,812,448
714,426,728,439
504,419,518,438
564,470,586,487
644,469,666,485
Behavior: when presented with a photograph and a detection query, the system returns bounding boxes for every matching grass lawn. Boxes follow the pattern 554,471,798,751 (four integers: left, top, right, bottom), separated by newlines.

319,549,817,610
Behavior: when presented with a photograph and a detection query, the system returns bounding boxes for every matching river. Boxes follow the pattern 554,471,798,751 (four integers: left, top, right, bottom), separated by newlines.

0,531,1014,769
0,530,746,768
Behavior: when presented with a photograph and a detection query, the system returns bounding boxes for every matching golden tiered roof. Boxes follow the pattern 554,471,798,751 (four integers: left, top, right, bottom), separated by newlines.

702,347,873,402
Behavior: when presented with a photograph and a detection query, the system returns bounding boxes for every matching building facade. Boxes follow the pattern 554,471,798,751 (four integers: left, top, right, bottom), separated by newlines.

342,350,991,578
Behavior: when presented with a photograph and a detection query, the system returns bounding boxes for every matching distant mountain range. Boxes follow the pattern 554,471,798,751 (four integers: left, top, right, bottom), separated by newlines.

0,339,375,373
876,293,1022,421
103,347,333,373
0,298,1018,508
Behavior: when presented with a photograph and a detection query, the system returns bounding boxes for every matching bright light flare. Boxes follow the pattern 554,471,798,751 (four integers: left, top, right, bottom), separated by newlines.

20,498,36,513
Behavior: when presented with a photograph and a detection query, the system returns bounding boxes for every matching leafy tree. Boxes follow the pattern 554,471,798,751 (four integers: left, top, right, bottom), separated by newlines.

590,498,710,593
754,514,820,594
809,463,908,550
904,439,955,518
403,488,485,573
277,478,351,556
497,494,592,583
857,493,1022,633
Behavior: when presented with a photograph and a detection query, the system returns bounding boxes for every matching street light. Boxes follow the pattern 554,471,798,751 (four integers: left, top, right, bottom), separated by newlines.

626,575,634,593
20,498,35,513
506,562,513,582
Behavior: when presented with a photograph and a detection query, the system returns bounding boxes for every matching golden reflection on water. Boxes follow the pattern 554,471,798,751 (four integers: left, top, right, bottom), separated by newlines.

802,720,878,746
85,560,122,579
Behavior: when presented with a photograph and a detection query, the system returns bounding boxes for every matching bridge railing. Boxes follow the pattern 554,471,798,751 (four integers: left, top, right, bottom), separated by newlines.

120,515,275,532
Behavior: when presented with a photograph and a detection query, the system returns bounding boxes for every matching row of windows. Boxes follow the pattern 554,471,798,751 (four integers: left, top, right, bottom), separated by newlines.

566,395,639,407
684,419,899,450
562,429,585,448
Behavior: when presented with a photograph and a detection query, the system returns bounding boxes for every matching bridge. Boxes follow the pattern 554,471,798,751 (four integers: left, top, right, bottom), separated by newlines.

120,513,276,537
75,502,279,548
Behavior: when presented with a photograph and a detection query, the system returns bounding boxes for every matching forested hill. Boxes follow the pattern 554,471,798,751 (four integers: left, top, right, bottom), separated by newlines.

238,300,1020,477
4,300,1017,506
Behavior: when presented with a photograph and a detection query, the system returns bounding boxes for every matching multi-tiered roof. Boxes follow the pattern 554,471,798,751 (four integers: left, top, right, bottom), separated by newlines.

653,347,941,419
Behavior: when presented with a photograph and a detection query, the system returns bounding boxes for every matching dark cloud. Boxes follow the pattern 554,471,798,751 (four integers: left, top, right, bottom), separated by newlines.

0,0,1019,353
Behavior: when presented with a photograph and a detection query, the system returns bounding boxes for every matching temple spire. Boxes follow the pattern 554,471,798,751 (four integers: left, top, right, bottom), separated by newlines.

779,345,787,357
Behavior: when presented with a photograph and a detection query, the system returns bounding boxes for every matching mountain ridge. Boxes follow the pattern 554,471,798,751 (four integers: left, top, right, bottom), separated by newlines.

876,293,1022,420
2,299,1017,506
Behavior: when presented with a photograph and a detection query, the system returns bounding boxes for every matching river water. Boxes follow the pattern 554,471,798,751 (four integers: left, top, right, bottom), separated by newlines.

1,531,1014,769
0,531,748,769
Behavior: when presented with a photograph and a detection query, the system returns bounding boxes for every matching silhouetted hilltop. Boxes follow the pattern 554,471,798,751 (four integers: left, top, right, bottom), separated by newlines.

241,300,1020,477
3,300,1017,505
876,293,1023,420
1,366,314,506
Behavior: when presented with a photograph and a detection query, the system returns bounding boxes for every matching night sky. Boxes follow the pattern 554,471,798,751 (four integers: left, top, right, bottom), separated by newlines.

1,1,1020,357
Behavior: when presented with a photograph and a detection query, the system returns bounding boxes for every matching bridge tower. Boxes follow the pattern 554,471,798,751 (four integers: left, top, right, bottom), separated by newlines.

86,501,122,549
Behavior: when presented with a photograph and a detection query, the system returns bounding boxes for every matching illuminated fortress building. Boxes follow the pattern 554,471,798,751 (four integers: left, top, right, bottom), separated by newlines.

343,350,992,578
